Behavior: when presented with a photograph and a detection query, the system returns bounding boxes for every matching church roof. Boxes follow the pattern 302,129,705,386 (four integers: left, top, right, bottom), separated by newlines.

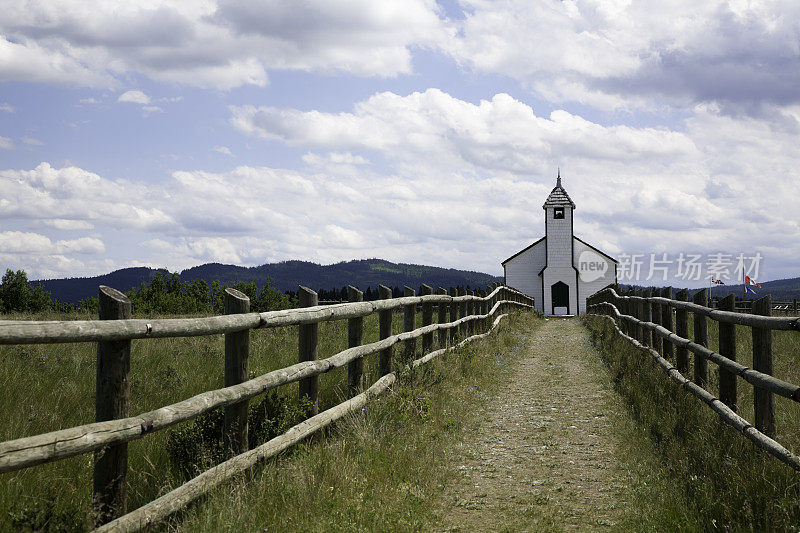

542,173,576,209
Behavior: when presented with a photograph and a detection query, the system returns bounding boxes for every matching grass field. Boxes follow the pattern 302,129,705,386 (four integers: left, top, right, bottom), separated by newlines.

0,307,541,531
584,313,800,531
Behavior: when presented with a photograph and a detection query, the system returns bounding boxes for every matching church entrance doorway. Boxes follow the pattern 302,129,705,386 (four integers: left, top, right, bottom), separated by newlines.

551,281,569,315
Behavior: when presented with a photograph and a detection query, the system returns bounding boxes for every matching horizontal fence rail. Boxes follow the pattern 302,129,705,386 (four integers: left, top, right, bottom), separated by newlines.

0,283,534,531
0,292,513,345
586,286,800,472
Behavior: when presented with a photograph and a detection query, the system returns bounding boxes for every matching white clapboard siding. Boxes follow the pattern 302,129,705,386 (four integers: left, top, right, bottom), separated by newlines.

503,239,545,313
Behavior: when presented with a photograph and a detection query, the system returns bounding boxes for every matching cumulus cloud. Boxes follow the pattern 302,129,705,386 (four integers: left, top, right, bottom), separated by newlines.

0,162,174,231
3,87,800,279
231,89,698,173
302,152,369,166
446,0,800,112
0,231,104,255
42,218,94,230
0,136,14,150
213,145,234,157
0,0,449,89
118,90,150,104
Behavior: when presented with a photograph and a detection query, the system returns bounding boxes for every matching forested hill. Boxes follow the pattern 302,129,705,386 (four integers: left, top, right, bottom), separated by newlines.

627,276,800,302
701,276,800,301
35,259,503,303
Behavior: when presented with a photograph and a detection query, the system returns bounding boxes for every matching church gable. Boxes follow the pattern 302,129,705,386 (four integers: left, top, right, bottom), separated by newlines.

501,236,545,265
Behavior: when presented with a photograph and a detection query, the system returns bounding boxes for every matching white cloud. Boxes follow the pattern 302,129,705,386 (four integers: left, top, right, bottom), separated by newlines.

0,136,14,150
3,87,800,280
0,103,13,113
231,89,697,172
21,136,44,146
0,231,104,255
0,162,174,231
0,35,113,87
445,0,800,112
118,90,150,104
213,145,234,157
0,0,450,90
42,218,94,230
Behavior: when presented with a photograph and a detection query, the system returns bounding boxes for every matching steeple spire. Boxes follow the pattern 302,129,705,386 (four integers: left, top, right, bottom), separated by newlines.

557,167,561,188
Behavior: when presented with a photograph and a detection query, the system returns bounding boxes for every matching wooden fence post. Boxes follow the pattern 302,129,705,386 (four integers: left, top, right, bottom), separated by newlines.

378,285,393,376
468,289,476,336
625,289,633,336
752,296,775,437
487,287,495,329
661,287,673,359
693,289,708,388
403,286,416,364
223,288,250,456
475,289,482,333
94,286,131,525
651,289,662,355
347,286,364,397
641,288,651,347
298,286,319,417
634,288,644,342
675,289,689,374
479,290,487,333
437,287,448,349
449,287,458,344
718,294,737,411
421,284,433,354
458,287,467,338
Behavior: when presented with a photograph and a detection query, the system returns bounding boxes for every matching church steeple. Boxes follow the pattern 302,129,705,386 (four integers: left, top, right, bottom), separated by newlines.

543,169,575,209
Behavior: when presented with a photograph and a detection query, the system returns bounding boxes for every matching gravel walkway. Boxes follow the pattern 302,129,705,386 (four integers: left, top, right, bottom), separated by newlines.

435,318,634,532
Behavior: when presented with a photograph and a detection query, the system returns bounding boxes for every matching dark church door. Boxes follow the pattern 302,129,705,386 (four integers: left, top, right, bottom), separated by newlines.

551,281,569,315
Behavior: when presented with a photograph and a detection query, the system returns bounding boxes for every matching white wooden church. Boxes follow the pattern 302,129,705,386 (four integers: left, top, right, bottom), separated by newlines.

502,173,617,316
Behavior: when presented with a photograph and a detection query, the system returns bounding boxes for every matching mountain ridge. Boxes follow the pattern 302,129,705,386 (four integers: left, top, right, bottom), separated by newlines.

34,259,504,303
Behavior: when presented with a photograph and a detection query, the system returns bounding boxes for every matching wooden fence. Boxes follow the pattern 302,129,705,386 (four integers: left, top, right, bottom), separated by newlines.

586,286,800,471
706,297,798,316
0,283,534,531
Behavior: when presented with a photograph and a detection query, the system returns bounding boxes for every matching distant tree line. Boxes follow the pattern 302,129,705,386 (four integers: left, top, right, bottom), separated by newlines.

0,269,295,315
0,268,493,316
0,269,485,316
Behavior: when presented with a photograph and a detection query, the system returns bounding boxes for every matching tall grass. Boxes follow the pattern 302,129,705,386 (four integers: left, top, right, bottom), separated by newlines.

584,314,800,531
0,308,539,531
173,311,541,531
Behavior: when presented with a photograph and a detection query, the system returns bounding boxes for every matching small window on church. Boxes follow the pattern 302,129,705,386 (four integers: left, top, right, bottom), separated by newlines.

554,207,564,219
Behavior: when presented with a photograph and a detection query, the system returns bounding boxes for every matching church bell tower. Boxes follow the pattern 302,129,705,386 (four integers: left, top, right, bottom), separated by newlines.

541,170,577,314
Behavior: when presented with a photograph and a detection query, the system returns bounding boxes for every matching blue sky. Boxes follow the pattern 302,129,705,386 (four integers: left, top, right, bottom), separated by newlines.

1,0,799,286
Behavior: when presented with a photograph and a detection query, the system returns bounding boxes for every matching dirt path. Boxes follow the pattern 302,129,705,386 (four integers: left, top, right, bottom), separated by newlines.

434,318,634,532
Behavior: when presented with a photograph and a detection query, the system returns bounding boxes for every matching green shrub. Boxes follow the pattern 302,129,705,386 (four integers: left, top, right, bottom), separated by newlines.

8,496,86,532
166,392,307,480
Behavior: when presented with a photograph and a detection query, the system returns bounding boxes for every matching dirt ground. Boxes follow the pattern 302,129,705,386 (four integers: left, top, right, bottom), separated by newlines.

434,318,636,532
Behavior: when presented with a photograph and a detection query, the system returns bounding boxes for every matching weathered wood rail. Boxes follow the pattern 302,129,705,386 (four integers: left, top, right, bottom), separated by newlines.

0,283,534,531
586,286,800,472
